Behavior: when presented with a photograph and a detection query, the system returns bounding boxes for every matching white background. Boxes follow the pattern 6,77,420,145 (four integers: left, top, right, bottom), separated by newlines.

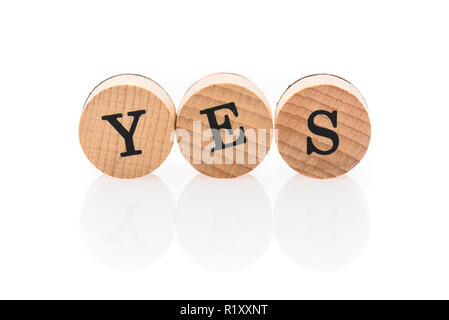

0,0,448,299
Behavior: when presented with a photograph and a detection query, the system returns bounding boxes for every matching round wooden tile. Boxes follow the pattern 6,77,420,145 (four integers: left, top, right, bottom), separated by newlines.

176,73,273,178
79,74,175,178
275,74,371,179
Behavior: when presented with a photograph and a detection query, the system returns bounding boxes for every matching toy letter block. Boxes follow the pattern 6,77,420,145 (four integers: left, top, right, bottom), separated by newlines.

176,73,273,178
275,74,371,179
79,74,175,178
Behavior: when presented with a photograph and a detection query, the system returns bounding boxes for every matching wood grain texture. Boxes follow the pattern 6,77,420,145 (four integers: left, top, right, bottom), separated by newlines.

79,74,175,178
275,74,371,179
176,73,273,178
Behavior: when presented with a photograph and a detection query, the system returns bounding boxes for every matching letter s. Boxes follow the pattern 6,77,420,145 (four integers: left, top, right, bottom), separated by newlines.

306,110,339,155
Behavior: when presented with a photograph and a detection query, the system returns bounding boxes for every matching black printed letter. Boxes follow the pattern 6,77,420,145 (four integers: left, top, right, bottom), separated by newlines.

101,110,146,157
200,102,246,152
306,110,339,155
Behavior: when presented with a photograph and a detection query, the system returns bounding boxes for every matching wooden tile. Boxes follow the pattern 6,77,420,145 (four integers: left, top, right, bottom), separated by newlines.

176,73,273,178
79,74,175,178
275,74,371,179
